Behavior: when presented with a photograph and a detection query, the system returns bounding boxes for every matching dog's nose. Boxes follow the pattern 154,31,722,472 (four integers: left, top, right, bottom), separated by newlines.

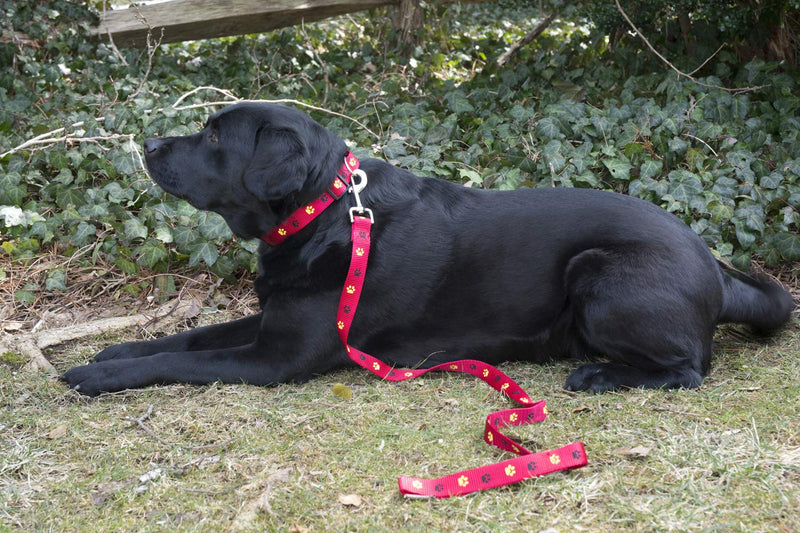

143,138,162,154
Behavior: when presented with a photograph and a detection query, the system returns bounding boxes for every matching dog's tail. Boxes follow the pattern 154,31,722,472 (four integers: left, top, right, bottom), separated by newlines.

719,265,795,334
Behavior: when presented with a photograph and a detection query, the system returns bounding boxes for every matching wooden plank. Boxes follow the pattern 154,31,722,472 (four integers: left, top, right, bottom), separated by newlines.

90,0,397,47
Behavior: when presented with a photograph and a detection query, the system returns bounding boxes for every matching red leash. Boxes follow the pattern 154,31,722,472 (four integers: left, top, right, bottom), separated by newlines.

264,153,588,498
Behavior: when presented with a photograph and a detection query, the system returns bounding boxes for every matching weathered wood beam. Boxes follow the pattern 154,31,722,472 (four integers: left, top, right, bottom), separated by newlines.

90,0,398,48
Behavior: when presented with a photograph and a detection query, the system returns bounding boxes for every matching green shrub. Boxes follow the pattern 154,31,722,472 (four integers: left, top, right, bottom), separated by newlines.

1,0,797,303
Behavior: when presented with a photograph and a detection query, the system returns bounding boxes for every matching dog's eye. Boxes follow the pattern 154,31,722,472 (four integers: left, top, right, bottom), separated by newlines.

209,132,218,143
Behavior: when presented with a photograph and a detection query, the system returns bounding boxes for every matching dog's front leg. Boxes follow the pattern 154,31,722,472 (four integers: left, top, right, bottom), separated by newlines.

92,314,263,362
61,339,338,397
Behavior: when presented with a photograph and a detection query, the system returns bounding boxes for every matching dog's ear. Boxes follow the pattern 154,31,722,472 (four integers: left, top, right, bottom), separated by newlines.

244,125,309,203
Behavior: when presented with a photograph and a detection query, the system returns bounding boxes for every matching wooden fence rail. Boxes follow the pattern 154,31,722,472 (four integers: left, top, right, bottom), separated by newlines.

90,0,399,47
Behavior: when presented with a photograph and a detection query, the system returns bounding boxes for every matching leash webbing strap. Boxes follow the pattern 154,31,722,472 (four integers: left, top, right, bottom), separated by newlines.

338,215,588,498
262,152,360,246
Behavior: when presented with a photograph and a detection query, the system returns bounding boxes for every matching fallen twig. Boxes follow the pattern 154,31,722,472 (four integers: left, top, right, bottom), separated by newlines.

2,297,201,377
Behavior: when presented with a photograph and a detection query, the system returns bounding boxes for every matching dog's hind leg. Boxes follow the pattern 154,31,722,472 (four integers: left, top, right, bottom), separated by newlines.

560,246,718,393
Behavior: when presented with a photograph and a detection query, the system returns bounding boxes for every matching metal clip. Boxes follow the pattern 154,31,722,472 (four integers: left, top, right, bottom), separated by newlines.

348,169,374,223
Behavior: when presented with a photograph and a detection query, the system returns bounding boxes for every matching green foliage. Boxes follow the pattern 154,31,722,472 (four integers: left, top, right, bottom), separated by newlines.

569,0,799,67
1,0,798,289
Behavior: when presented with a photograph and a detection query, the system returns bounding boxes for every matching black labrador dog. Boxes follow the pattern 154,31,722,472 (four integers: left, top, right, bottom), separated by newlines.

61,103,794,396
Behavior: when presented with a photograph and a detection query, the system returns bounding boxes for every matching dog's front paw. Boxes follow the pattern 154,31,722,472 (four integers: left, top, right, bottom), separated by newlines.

565,363,618,394
60,360,144,397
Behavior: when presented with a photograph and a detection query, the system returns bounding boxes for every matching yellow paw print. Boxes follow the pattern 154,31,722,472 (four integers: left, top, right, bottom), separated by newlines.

482,369,489,378
356,248,365,256
277,228,287,236
457,475,469,487
305,205,315,215
337,321,345,330
549,454,561,465
372,362,380,371
412,480,423,489
346,285,356,294
509,413,518,422
505,465,516,477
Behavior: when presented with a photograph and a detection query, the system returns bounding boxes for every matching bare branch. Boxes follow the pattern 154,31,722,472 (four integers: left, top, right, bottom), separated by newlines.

614,0,768,93
497,13,557,67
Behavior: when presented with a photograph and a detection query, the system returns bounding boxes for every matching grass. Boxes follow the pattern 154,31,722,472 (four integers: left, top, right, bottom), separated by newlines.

1,318,798,531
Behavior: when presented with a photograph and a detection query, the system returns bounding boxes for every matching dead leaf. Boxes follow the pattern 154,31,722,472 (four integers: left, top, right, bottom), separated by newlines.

289,525,310,533
614,445,651,458
47,424,67,440
331,383,353,400
443,398,459,407
338,493,363,507
182,298,202,319
267,467,292,484
572,405,593,414
254,487,273,515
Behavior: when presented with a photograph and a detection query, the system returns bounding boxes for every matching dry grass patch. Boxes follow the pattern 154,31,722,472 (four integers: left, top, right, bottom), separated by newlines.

1,318,798,531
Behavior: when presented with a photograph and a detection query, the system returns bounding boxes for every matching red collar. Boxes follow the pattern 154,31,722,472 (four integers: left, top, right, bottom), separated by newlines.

261,152,360,246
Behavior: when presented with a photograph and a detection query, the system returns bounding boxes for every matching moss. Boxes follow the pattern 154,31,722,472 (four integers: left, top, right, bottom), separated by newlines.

1,350,27,366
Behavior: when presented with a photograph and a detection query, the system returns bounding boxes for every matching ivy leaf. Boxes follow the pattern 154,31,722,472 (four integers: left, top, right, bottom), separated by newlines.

155,226,173,243
571,156,589,175
773,233,800,261
759,172,783,189
603,158,632,181
173,226,200,251
543,140,566,172
72,221,96,245
45,269,67,292
734,204,766,233
104,182,134,204
136,240,168,268
727,151,756,182
189,242,219,267
536,117,562,139
444,91,474,114
668,136,689,153
114,257,139,276
706,200,734,224
668,170,704,203
623,142,644,159
55,185,85,209
15,290,36,304
123,218,148,241
197,211,232,240
711,176,738,199
640,159,662,179
697,122,722,139
735,227,756,249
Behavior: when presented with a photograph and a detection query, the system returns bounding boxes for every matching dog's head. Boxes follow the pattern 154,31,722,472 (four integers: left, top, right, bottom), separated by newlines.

143,103,347,238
